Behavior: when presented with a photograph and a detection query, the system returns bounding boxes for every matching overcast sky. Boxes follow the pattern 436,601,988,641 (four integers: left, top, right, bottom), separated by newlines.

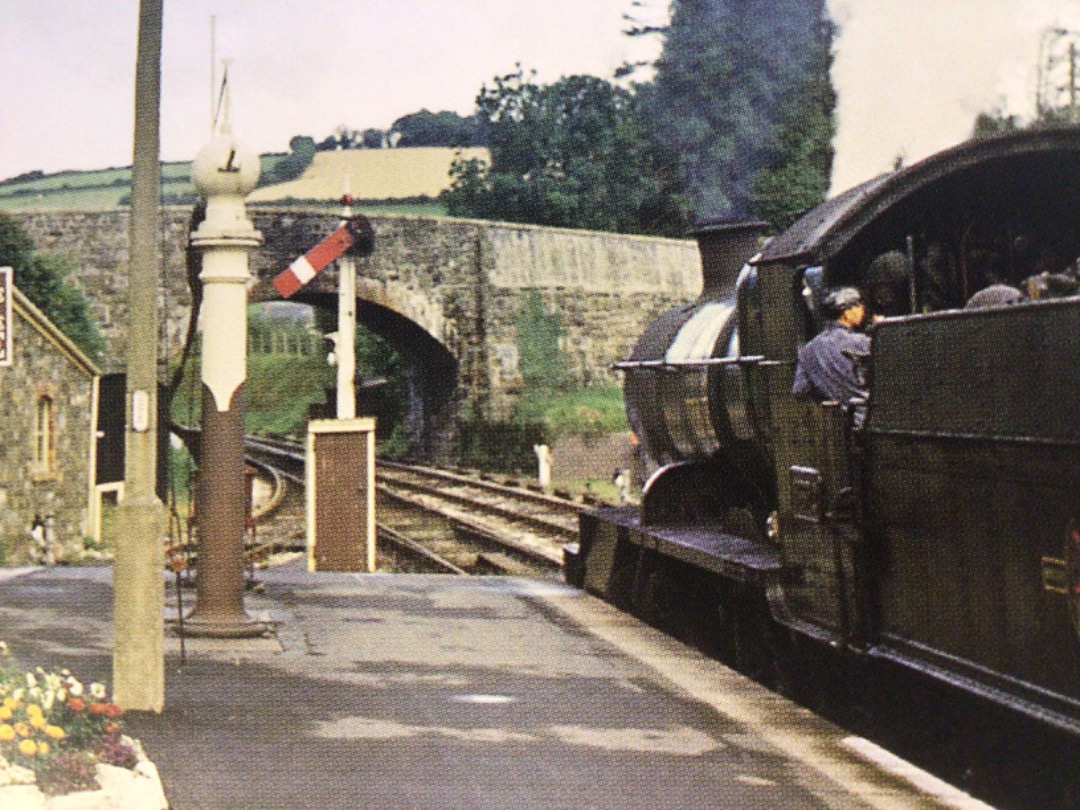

2,1,1080,195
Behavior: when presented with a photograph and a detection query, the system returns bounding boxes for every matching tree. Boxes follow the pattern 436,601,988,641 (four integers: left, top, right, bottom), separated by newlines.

751,17,837,231
972,109,1022,137
442,69,691,236
0,212,105,362
318,125,362,151
262,135,317,185
361,128,386,149
639,0,836,222
389,109,484,147
0,213,34,269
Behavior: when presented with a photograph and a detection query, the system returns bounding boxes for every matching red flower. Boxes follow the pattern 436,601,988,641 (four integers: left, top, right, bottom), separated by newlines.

104,722,120,735
104,703,123,718
88,702,109,715
67,697,85,712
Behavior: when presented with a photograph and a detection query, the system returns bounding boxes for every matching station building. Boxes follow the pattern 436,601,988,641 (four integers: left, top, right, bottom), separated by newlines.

0,271,102,564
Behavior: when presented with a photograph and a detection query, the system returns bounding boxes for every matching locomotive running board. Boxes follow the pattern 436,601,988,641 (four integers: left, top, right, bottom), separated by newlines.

868,638,1080,739
578,506,782,598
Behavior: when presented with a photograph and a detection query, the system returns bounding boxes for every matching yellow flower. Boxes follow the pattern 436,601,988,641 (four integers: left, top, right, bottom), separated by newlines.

0,724,15,742
13,722,30,737
44,725,65,740
37,741,50,755
29,715,46,730
2,697,18,711
17,738,38,756
26,704,43,719
0,706,11,721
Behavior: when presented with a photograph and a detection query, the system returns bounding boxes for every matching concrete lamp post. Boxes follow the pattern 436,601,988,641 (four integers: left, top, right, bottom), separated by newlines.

183,128,266,638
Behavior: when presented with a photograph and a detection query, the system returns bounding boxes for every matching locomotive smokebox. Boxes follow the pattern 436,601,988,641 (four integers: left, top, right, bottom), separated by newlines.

693,218,768,299
620,218,773,528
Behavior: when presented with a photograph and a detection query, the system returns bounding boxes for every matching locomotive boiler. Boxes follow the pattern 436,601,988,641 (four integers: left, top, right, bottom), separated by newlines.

568,126,1080,745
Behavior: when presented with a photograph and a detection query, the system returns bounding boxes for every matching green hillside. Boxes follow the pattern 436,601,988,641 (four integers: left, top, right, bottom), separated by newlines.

0,154,448,215
0,159,269,211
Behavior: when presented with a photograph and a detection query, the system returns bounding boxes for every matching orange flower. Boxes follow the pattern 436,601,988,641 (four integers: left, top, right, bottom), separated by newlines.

44,725,65,740
104,723,120,735
17,738,38,756
104,703,123,718
88,702,109,715
67,697,85,712
0,724,15,742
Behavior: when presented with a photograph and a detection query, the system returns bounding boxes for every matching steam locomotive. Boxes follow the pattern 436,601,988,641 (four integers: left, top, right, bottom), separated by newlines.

566,127,1080,747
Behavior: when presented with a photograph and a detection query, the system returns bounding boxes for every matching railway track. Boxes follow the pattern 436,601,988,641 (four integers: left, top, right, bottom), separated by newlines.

242,434,585,576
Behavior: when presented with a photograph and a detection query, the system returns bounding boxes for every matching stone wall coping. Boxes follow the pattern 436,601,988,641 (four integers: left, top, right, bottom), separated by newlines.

245,206,700,248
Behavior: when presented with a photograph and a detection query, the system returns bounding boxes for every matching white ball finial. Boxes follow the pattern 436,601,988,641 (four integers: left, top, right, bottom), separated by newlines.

191,133,260,198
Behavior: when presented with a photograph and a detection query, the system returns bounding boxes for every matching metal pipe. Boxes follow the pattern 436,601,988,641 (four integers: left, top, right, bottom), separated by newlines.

612,355,765,371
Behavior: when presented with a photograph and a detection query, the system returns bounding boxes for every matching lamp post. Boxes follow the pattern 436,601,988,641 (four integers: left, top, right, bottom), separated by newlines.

113,0,165,712
183,126,266,638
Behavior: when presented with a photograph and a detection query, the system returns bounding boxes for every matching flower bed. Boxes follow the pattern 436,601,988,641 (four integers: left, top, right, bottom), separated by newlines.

0,643,167,809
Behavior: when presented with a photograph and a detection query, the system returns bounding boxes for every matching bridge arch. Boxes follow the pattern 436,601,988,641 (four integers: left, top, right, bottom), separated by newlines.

276,288,458,458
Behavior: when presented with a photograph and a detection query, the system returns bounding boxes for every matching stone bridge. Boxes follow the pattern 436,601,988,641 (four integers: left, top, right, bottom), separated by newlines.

13,209,702,457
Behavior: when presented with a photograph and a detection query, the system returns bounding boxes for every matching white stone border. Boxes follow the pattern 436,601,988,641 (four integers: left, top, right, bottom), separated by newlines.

0,748,167,810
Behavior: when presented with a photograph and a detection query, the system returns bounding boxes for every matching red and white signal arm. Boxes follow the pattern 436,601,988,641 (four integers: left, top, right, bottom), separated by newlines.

273,224,353,298
272,216,374,299
0,267,11,367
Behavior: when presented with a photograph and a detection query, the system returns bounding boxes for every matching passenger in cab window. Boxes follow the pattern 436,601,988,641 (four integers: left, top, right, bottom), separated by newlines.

792,287,870,425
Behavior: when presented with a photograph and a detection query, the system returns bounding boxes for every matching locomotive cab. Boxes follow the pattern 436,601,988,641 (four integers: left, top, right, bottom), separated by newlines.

575,126,1080,739
755,128,1080,734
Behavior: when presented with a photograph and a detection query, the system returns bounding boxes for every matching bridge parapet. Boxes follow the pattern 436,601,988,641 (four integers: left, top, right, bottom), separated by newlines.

13,208,702,420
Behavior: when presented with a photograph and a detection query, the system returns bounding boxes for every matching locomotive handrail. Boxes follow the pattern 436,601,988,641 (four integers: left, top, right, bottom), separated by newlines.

611,354,766,371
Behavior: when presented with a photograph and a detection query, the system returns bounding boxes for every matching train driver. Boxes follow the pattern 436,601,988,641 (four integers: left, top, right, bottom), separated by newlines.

792,286,870,425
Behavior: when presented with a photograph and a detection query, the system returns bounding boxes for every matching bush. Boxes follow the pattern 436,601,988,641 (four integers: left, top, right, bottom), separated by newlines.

457,419,547,474
514,385,627,440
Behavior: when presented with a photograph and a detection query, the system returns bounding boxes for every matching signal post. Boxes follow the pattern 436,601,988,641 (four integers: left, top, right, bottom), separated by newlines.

183,126,266,637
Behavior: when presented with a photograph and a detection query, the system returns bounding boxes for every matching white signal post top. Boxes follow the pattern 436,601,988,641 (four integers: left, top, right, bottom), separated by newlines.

191,131,263,246
189,128,263,412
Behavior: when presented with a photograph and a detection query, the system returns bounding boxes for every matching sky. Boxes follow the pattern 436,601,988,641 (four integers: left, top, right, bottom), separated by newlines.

0,1,651,179
2,1,1080,195
828,0,1080,190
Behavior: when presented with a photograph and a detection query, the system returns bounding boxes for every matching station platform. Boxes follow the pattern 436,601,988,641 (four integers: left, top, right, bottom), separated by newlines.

0,565,989,810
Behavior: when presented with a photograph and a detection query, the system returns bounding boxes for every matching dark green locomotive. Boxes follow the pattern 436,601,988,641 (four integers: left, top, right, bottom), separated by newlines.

569,127,1080,738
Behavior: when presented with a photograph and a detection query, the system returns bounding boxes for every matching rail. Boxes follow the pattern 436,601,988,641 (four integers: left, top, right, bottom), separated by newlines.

242,434,586,575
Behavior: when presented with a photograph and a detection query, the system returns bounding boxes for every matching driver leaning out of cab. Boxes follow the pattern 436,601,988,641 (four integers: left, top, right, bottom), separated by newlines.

792,286,870,424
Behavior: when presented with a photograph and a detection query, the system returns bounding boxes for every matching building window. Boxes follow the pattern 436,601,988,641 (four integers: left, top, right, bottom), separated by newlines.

33,396,53,473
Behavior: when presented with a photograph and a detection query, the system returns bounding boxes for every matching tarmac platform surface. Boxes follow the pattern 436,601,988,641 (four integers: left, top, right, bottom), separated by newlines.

0,565,987,810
